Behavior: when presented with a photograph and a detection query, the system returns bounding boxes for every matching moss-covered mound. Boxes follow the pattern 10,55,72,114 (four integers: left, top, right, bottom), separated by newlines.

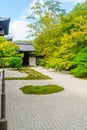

20,84,64,95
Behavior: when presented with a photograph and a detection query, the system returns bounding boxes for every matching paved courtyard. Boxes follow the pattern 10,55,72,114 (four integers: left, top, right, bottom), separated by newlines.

1,67,87,130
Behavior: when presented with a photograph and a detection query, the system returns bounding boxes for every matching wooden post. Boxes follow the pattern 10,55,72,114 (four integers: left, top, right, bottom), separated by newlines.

0,67,7,130
0,119,7,130
1,93,6,119
1,68,6,119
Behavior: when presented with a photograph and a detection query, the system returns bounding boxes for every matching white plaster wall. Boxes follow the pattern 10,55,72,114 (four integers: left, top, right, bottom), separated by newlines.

29,57,36,66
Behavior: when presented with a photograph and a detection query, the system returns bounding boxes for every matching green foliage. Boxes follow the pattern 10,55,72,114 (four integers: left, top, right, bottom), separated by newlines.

34,9,87,70
71,66,87,78
72,0,87,12
0,36,6,43
27,0,87,72
0,41,19,57
71,47,87,77
38,59,47,66
9,57,23,69
34,23,59,57
27,0,66,38
0,36,24,67
20,84,64,94
0,37,19,65
73,47,87,65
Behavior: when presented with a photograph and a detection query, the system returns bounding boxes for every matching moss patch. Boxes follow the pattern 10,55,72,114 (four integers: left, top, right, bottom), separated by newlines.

5,67,51,80
20,84,64,95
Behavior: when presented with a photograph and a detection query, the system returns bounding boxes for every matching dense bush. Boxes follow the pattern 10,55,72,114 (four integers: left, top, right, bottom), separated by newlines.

9,57,23,69
71,47,87,77
38,59,47,66
71,65,87,77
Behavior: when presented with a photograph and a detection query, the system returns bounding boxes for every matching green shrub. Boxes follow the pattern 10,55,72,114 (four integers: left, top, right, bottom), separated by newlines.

38,59,47,66
9,57,23,69
71,65,87,77
71,47,87,77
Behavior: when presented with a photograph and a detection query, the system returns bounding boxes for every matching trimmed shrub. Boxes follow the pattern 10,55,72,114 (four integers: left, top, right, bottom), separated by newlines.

71,65,87,77
9,57,23,69
71,47,87,77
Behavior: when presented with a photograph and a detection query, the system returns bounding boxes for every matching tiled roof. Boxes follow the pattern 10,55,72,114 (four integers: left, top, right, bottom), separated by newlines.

15,42,35,52
0,17,9,20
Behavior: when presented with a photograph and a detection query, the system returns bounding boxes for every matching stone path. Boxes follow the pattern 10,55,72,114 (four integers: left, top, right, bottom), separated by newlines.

1,67,87,130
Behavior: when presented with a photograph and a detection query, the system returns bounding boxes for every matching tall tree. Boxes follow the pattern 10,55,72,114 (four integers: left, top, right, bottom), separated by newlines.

36,9,87,70
27,0,66,38
51,9,87,70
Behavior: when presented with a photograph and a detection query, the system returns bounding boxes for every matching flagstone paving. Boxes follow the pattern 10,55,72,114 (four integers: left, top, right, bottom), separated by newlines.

1,67,87,130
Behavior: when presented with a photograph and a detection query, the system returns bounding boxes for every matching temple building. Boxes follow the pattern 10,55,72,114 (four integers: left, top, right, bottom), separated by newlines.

15,41,36,66
0,17,10,36
0,17,36,66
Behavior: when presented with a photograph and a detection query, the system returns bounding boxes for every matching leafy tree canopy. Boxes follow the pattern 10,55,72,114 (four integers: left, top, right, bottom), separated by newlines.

51,9,87,70
0,36,23,66
72,0,87,12
27,0,87,74
26,0,66,38
34,9,87,70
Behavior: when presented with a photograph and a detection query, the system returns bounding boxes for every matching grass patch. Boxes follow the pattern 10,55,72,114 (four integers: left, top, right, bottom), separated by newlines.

19,67,51,79
5,67,51,80
20,84,64,95
5,77,31,80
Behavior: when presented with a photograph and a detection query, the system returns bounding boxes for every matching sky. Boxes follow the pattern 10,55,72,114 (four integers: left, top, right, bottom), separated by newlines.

0,0,85,41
